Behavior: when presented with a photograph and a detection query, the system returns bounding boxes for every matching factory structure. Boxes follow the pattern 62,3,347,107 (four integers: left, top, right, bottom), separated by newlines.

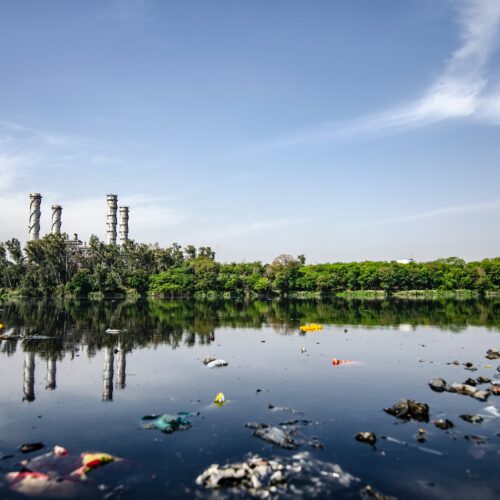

28,192,130,246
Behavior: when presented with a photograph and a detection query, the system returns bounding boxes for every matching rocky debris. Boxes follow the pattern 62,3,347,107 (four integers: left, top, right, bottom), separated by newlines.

433,419,454,430
268,404,302,414
429,378,450,392
253,426,297,449
384,399,429,422
308,437,324,449
195,452,359,498
19,443,45,454
415,428,427,443
476,376,492,384
355,432,377,445
485,348,500,360
450,383,490,401
429,378,490,401
464,378,477,386
489,385,500,396
465,435,487,445
360,484,397,500
463,362,477,372
460,414,483,424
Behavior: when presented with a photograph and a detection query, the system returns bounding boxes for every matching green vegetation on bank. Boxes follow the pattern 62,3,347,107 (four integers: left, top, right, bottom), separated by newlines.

0,234,499,298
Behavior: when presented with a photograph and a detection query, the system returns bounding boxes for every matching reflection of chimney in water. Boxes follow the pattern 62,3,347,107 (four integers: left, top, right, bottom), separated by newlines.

23,352,36,402
116,346,126,390
46,357,57,390
102,347,114,401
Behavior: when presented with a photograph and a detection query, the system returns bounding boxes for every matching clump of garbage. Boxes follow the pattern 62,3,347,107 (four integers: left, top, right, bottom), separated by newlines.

299,323,322,332
5,445,120,497
142,412,198,433
195,451,358,498
245,423,297,450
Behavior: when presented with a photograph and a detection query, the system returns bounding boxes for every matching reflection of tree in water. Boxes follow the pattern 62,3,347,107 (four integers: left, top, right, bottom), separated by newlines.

0,298,498,363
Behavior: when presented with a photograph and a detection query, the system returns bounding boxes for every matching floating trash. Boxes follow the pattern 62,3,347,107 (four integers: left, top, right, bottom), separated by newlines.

142,412,198,433
214,393,226,406
206,359,228,369
5,445,119,497
105,329,126,335
299,323,322,332
196,452,359,497
332,358,353,366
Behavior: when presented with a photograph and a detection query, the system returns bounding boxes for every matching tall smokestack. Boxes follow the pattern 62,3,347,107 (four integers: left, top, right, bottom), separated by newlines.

51,205,62,234
29,193,42,241
119,206,129,245
106,194,118,245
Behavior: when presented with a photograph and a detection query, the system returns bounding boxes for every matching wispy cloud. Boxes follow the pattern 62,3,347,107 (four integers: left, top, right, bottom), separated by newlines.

272,0,500,147
373,200,500,225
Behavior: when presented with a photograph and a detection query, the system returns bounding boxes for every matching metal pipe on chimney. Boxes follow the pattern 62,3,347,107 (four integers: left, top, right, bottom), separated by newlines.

106,194,118,245
51,205,62,234
29,193,42,241
119,206,129,245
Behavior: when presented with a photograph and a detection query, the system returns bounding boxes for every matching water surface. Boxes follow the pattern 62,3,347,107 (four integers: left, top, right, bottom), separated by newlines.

0,298,499,499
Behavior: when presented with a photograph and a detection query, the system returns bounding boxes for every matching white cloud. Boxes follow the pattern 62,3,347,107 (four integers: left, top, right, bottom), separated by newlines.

372,200,500,225
271,0,500,146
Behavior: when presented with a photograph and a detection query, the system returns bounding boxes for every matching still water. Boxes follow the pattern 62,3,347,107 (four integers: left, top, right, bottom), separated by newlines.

0,298,499,499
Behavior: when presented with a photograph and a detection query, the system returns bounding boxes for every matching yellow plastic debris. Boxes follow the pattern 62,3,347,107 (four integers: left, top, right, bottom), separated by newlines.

214,392,225,406
299,323,322,332
0,323,5,330
485,364,493,369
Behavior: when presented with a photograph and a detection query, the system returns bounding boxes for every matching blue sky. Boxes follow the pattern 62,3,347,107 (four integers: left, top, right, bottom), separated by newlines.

0,0,499,262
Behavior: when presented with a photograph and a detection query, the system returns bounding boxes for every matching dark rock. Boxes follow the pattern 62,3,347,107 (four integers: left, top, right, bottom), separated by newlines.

360,484,396,500
485,348,500,360
244,422,268,430
19,443,44,454
383,399,429,422
465,435,487,445
476,376,491,384
355,432,377,445
429,378,450,392
433,419,454,430
464,378,477,386
460,414,483,424
464,362,474,368
415,428,426,443
308,437,324,449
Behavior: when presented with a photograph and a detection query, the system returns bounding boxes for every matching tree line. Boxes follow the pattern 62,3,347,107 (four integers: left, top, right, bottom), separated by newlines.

0,234,499,298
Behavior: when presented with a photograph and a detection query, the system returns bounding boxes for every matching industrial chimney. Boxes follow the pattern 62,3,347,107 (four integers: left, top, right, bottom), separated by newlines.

119,206,129,245
106,194,118,245
51,205,62,234
29,193,42,241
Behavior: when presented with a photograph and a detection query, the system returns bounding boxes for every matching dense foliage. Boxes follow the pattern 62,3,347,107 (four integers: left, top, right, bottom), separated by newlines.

0,234,499,298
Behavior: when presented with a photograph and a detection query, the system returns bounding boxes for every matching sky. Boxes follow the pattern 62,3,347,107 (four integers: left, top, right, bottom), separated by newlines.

0,0,499,263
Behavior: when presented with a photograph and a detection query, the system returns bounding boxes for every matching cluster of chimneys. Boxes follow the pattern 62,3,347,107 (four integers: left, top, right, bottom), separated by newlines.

28,193,129,245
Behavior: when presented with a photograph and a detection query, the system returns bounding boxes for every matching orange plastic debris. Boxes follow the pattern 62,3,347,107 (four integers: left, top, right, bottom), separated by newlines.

331,358,352,366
